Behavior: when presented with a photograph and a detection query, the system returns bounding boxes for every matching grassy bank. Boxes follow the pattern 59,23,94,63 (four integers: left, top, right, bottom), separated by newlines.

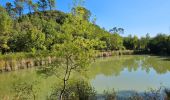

97,50,134,57
0,51,56,72
0,50,143,72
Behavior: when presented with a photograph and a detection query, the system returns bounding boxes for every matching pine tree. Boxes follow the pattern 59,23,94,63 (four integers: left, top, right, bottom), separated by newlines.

47,0,56,10
38,0,48,11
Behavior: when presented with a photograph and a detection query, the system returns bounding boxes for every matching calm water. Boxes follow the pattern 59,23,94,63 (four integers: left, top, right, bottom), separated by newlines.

0,55,170,99
89,55,170,94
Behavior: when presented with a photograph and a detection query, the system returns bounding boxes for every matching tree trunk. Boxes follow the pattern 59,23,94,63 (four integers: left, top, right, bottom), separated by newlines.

59,57,69,100
59,56,73,100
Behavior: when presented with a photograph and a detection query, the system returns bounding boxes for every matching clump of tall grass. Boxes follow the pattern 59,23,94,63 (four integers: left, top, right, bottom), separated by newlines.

0,51,54,61
0,60,5,71
0,51,55,72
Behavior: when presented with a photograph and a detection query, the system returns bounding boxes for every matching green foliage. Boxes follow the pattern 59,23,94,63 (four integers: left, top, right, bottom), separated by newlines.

0,8,12,53
1,0,127,55
1,0,170,56
48,80,96,100
12,81,39,100
26,27,46,51
71,6,91,21
110,33,124,50
123,35,139,50
148,34,169,54
38,11,104,99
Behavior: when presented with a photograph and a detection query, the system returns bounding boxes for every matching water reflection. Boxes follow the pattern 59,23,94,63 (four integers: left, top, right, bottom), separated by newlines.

88,55,170,93
0,55,170,99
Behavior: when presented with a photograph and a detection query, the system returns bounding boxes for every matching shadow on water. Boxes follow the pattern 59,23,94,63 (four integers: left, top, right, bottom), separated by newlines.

161,58,170,61
153,55,170,61
97,88,170,100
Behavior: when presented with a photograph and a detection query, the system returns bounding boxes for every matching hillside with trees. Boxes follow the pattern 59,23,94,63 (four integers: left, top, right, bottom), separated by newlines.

1,0,170,56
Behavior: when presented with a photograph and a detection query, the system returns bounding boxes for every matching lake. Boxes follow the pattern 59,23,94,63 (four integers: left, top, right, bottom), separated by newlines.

0,55,170,99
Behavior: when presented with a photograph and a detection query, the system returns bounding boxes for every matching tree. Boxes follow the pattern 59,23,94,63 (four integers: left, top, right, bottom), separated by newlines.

109,33,124,50
148,34,168,54
71,6,91,20
138,33,150,50
5,2,13,16
38,12,101,100
54,38,96,100
117,28,124,34
26,0,33,14
132,35,139,50
49,80,96,100
109,27,124,34
14,0,25,16
0,8,12,53
47,0,56,10
123,35,138,50
109,27,117,33
12,26,46,52
27,27,46,51
72,0,85,7
38,0,48,11
32,3,38,12
39,37,97,100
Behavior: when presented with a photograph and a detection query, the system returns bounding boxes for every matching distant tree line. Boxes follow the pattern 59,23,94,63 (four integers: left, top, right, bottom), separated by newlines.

123,33,170,55
4,0,56,17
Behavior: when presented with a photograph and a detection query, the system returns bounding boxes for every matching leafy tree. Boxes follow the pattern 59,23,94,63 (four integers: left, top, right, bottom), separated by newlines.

138,33,150,50
123,35,139,50
133,35,139,50
139,37,148,50
39,37,98,100
71,6,91,20
38,11,102,100
11,25,46,52
53,37,96,100
41,19,60,49
123,35,133,50
109,33,124,50
0,8,12,53
49,80,96,100
27,27,46,51
148,34,168,54
167,36,170,54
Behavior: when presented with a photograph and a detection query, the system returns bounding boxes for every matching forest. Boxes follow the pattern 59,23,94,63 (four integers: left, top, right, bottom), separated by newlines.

0,0,170,56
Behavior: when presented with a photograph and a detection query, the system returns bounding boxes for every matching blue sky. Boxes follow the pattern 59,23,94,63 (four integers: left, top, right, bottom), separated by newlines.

1,0,170,37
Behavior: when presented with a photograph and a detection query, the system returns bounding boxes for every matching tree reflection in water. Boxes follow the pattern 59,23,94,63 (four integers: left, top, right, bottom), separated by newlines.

88,55,170,78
